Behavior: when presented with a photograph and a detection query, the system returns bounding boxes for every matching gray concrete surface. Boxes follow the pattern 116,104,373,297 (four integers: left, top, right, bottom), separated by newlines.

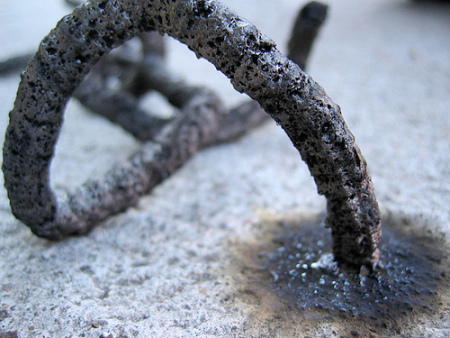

0,0,449,337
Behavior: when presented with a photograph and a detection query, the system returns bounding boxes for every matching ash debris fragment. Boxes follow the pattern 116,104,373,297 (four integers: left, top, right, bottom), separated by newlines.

288,1,329,70
3,0,379,270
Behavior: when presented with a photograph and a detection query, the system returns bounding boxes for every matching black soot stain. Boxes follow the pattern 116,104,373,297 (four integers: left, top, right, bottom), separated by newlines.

229,212,450,337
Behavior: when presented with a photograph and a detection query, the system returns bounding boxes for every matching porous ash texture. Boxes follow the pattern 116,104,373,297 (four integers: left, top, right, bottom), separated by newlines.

3,0,380,270
0,0,449,337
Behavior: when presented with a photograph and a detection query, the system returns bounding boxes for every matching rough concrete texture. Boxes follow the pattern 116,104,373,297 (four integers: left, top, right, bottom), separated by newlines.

0,0,449,337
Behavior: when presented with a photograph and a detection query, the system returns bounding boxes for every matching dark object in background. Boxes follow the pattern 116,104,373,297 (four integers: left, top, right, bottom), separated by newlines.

288,1,328,70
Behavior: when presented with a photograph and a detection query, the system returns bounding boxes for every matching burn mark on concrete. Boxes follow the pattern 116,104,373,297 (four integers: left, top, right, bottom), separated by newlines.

228,212,449,337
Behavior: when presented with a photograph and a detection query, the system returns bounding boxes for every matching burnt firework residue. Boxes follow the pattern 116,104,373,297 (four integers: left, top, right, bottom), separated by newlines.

254,214,449,333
